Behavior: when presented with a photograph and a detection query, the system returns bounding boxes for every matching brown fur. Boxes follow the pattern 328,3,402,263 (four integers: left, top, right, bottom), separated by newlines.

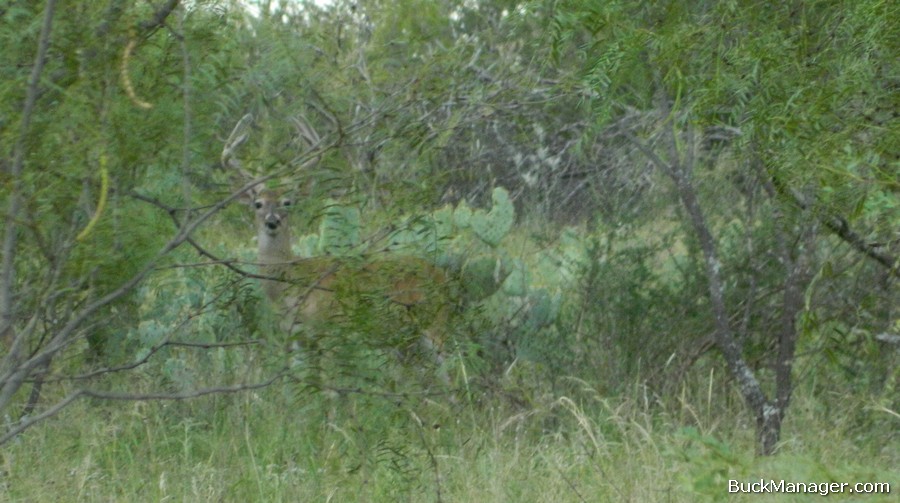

245,188,452,355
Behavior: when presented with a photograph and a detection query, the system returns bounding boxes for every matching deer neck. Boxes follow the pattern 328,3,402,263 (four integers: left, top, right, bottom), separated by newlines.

257,227,294,300
257,227,293,264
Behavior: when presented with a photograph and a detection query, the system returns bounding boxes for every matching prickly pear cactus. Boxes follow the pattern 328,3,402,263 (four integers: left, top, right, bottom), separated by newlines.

382,188,514,255
470,187,514,247
431,205,455,241
524,288,559,330
501,258,529,297
459,256,510,302
453,201,472,229
295,234,319,258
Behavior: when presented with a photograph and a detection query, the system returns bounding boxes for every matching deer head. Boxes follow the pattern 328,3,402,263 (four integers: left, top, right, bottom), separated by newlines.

220,114,319,267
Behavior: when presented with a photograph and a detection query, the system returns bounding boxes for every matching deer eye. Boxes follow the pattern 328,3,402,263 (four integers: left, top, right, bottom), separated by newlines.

254,201,263,209
281,199,292,207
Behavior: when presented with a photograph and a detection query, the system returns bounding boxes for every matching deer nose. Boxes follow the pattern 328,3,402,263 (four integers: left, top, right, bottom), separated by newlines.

265,215,280,230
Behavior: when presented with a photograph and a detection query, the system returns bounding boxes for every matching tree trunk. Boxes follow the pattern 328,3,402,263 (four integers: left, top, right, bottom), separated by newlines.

757,405,783,456
627,129,794,455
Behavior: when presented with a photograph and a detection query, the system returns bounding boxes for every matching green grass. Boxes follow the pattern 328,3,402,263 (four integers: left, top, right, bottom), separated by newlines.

2,365,896,503
4,220,894,502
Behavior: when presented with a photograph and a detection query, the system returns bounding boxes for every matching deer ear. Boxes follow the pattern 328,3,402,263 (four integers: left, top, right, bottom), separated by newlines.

292,178,316,199
277,182,301,202
238,183,261,205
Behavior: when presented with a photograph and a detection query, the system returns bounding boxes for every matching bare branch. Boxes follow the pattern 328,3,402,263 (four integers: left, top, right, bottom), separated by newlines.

83,373,287,401
36,278,245,384
0,179,260,412
129,191,270,280
793,189,897,277
1,0,58,347
1,371,286,446
163,340,262,350
138,0,181,34
0,390,82,446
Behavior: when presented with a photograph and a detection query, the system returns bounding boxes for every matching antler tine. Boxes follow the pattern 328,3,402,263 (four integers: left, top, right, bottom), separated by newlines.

221,113,255,180
290,114,323,169
290,114,321,147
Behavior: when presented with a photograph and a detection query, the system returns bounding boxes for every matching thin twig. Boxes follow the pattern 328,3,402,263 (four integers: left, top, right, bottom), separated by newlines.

36,277,246,383
0,0,59,411
1,371,286,446
163,340,262,349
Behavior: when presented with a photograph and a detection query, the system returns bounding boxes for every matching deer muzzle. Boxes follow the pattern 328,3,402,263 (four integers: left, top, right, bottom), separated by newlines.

264,214,281,232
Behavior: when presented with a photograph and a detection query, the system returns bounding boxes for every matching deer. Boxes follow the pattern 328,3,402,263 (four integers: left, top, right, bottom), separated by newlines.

220,114,454,373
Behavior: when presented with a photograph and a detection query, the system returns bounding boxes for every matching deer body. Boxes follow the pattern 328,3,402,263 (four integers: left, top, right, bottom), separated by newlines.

222,115,452,363
249,188,451,355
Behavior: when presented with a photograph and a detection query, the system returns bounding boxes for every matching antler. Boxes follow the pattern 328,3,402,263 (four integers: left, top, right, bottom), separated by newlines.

290,114,320,147
290,114,323,168
221,113,255,181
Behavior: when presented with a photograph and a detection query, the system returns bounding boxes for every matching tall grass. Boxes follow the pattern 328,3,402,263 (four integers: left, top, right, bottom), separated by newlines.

2,363,896,502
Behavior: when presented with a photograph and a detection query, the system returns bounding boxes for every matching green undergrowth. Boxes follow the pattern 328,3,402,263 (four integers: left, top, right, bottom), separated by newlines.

4,198,893,502
1,371,896,502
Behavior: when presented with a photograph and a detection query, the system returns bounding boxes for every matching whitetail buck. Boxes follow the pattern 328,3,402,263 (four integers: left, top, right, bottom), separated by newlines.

221,115,453,366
